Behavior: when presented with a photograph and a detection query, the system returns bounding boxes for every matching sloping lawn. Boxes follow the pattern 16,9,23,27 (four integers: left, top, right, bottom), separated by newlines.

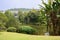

0,32,60,40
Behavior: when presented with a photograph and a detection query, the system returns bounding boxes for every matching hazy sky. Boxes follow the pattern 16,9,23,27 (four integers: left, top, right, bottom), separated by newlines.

0,0,43,10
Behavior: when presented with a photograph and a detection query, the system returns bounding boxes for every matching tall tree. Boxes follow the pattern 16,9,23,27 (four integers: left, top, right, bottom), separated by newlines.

41,0,60,35
0,12,8,30
5,10,20,28
18,11,24,24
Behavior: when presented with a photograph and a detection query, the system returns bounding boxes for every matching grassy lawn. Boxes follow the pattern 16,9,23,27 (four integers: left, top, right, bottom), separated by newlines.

0,32,60,40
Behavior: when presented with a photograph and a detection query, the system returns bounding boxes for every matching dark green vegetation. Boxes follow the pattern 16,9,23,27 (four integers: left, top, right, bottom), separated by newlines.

0,0,60,36
0,9,46,35
41,0,60,35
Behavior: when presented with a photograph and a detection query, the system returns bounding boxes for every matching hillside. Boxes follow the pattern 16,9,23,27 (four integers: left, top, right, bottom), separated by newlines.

8,8,32,12
0,32,60,40
8,8,39,12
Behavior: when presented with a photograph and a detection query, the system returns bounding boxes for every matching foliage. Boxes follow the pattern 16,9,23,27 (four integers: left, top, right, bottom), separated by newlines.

0,12,8,31
0,9,47,35
0,12,8,26
5,10,20,28
0,26,6,31
16,26,37,34
18,11,24,24
7,27,16,32
41,0,60,35
27,10,39,24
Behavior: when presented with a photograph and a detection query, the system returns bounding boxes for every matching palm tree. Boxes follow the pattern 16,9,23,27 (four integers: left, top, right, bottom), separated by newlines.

41,0,60,35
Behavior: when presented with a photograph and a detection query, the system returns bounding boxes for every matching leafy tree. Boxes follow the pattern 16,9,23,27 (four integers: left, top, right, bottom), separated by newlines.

25,9,39,24
5,10,20,28
41,0,60,35
0,12,8,31
18,11,25,24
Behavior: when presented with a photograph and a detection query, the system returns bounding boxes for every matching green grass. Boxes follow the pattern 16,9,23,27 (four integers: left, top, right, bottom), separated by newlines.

0,32,60,40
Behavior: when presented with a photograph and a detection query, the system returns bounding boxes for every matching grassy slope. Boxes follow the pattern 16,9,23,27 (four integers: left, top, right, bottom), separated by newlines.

0,32,60,40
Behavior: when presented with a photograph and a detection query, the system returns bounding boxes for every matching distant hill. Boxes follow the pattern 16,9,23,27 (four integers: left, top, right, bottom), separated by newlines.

8,8,39,12
0,8,39,13
8,8,32,12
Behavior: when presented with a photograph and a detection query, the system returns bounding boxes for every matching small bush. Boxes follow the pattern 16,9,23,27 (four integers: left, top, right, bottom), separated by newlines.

16,26,37,35
7,27,16,32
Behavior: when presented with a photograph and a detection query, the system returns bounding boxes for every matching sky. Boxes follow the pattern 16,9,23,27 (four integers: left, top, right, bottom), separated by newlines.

0,0,45,10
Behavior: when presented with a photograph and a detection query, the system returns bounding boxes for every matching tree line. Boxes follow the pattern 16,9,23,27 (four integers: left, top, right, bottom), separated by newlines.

0,9,46,35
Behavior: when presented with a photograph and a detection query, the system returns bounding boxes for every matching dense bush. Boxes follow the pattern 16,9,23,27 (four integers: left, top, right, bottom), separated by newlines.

16,26,37,34
7,27,16,32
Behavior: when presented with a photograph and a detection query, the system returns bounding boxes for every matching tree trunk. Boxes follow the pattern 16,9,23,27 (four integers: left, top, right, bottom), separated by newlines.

50,11,59,35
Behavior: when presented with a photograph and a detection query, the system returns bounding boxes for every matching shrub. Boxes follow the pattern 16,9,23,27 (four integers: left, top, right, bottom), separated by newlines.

0,26,6,31
7,27,16,32
16,26,37,35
